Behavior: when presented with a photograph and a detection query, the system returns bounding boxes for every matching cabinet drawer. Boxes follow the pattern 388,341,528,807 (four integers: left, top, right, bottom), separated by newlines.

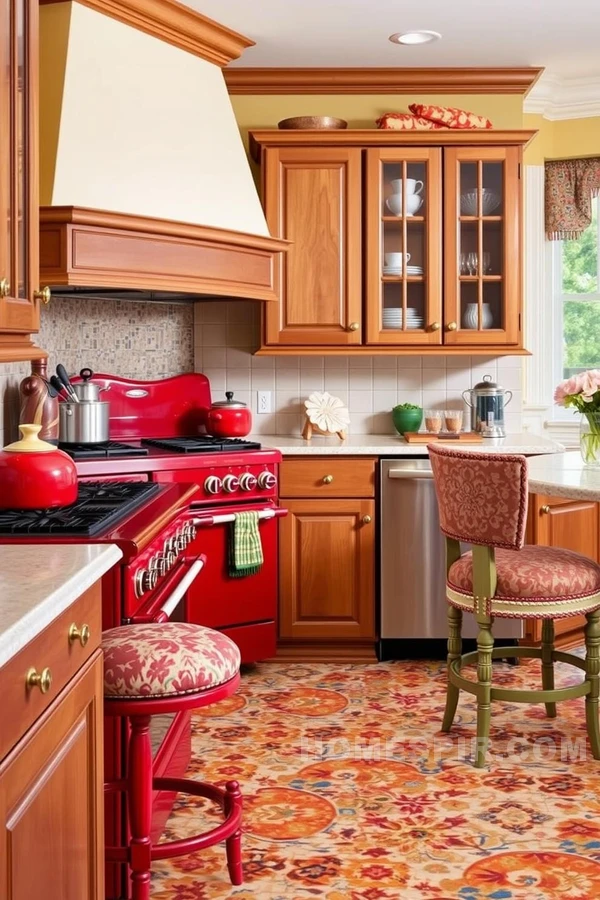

0,582,102,763
280,458,376,498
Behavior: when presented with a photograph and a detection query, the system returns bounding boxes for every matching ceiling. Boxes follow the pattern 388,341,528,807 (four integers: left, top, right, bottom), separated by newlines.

190,0,600,79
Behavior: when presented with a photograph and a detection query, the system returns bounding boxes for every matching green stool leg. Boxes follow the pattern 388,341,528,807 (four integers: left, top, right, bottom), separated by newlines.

441,605,463,733
541,619,557,718
475,613,494,768
585,610,600,760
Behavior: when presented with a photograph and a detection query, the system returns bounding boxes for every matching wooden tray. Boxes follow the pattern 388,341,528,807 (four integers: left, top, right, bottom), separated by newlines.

404,431,483,443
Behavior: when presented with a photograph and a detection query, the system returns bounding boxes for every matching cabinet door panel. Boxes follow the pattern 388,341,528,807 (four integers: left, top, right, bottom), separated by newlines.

279,499,375,639
444,147,521,347
0,0,39,335
0,653,104,900
365,148,442,345
263,147,362,346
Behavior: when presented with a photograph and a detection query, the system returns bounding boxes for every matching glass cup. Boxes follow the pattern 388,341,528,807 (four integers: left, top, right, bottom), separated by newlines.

424,410,443,433
444,410,463,434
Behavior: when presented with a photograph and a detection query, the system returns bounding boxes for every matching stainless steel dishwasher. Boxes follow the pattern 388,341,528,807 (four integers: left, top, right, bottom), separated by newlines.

380,458,522,653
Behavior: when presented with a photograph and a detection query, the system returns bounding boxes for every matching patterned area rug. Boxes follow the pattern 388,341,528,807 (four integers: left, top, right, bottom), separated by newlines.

151,656,600,899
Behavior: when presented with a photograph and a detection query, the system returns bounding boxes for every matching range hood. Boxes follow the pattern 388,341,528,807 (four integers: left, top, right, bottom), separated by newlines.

38,0,287,302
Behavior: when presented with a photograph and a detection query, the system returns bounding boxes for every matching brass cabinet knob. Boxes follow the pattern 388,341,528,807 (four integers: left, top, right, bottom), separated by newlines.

0,278,10,298
447,321,458,331
349,322,360,332
322,475,334,484
362,515,372,525
430,322,441,331
69,622,91,647
26,666,52,694
541,505,551,514
34,286,51,305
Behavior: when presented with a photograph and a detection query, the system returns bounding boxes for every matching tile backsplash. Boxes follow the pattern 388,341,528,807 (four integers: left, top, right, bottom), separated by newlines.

195,301,524,435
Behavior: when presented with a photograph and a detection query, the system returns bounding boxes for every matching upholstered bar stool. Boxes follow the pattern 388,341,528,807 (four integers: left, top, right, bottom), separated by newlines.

102,622,243,900
429,444,600,769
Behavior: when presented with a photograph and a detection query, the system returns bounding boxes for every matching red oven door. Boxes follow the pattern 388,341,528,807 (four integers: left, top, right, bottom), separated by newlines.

129,554,207,623
187,502,285,661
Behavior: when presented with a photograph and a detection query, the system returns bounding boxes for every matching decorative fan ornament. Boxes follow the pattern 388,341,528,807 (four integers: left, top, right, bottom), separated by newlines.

302,391,350,441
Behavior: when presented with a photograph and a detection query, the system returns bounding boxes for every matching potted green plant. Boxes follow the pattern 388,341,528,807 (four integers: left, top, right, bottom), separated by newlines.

392,402,423,436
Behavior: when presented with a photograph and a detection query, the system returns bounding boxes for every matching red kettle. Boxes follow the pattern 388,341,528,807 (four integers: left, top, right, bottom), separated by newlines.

206,392,252,438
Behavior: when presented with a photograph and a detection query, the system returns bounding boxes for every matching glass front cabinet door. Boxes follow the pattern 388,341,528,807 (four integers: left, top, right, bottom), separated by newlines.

365,148,442,345
0,0,40,338
443,147,521,346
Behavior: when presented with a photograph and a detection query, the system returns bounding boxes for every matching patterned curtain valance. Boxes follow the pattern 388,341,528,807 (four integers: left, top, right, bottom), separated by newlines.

545,157,600,240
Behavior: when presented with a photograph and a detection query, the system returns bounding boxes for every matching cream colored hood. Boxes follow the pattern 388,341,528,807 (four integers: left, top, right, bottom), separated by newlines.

39,1,285,302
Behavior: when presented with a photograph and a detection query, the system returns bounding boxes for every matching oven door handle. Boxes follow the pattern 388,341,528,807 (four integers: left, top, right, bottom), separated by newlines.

192,508,288,528
154,555,207,623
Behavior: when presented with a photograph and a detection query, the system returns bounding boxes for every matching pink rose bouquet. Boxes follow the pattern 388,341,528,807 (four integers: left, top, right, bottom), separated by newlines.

555,369,600,464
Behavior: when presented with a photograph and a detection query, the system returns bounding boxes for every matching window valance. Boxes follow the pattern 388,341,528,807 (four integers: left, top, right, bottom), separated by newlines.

545,157,600,240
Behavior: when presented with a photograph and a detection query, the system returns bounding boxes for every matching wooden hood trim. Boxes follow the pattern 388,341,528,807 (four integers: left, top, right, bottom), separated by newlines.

225,66,544,95
40,207,288,302
40,0,254,66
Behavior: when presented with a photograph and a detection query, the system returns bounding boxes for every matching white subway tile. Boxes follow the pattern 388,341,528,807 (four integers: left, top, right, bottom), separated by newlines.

226,369,251,392
373,390,398,412
349,369,373,390
496,367,524,390
201,368,226,390
373,369,397,391
227,324,256,347
276,412,303,435
395,355,422,369
498,355,523,370
275,356,300,371
201,324,228,347
348,390,373,413
397,368,422,392
422,355,447,369
325,356,348,370
446,368,471,393
250,370,276,390
301,355,324,369
421,369,447,392
373,355,397,369
226,346,252,368
300,369,325,391
324,369,349,391
349,411,373,433
276,369,300,390
251,354,275,369
371,411,396,434
348,356,373,368
447,354,471,368
276,390,303,412
227,301,256,324
195,301,227,324
397,389,422,407
422,388,447,409
202,347,227,368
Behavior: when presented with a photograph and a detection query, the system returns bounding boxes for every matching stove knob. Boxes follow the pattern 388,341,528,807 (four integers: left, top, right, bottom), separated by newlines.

222,474,240,494
175,529,187,551
167,550,177,568
164,536,177,554
257,471,277,490
185,522,197,541
239,472,257,492
204,475,223,495
135,567,158,598
154,556,170,576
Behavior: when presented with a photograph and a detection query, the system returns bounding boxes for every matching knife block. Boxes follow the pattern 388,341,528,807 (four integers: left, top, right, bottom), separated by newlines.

19,360,59,443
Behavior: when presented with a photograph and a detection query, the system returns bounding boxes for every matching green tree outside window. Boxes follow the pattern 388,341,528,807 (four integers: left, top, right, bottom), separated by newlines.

562,199,600,377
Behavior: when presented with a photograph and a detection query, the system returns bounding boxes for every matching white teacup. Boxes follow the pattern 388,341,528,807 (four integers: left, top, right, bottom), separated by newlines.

386,193,423,216
390,178,424,196
384,252,411,269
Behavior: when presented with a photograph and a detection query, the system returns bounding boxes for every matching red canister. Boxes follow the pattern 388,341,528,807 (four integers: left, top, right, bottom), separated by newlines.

206,392,252,438
0,424,78,508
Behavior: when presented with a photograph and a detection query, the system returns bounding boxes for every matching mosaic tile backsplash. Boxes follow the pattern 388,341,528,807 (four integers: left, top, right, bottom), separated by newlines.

0,297,523,445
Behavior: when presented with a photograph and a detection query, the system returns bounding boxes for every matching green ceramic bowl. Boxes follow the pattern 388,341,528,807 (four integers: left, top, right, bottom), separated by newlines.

392,406,423,436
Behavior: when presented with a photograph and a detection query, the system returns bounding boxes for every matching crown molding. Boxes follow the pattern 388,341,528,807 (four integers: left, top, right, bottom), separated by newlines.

39,0,254,66
524,73,600,120
224,66,544,95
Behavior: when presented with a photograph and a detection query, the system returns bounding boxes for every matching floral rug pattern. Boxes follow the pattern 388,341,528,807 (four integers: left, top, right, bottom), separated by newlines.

152,656,600,899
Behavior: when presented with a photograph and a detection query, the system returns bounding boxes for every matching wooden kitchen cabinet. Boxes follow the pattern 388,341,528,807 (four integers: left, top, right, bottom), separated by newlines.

0,0,45,362
524,493,600,648
250,129,534,356
0,584,104,900
278,457,376,662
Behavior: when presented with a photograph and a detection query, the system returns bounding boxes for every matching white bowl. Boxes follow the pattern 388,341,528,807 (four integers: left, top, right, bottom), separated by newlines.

460,190,501,216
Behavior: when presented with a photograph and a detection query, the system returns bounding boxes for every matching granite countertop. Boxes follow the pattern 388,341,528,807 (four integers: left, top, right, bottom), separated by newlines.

0,543,122,668
259,433,564,456
528,451,600,501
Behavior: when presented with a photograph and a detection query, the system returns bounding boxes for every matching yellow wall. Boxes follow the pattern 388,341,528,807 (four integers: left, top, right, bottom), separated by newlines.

523,113,600,162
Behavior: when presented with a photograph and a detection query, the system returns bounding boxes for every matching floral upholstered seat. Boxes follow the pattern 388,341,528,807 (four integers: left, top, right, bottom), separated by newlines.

103,622,241,699
448,545,600,617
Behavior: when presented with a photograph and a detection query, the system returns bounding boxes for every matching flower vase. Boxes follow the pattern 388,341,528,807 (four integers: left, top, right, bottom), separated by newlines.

580,412,600,466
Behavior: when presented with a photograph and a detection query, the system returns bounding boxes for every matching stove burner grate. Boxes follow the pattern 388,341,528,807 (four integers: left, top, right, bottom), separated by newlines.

0,481,161,536
59,441,147,460
141,436,261,453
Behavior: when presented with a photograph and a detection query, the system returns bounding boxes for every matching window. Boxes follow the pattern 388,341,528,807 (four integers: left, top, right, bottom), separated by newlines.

555,196,600,383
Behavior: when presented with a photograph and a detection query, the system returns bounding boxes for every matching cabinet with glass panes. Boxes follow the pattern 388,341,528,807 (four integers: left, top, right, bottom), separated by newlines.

249,130,534,355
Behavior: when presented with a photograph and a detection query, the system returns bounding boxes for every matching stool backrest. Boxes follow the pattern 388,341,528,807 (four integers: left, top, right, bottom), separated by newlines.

428,444,528,551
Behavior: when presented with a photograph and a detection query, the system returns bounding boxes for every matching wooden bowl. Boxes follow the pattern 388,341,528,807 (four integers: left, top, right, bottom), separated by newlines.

278,116,348,130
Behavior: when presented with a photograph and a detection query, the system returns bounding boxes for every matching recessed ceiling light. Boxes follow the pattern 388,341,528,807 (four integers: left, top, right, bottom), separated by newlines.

389,30,442,45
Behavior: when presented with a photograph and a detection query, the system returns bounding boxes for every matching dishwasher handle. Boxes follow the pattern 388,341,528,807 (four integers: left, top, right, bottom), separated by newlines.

387,467,433,479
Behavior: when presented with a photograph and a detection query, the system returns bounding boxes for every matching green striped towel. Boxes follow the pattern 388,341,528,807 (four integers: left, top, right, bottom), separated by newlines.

228,511,264,578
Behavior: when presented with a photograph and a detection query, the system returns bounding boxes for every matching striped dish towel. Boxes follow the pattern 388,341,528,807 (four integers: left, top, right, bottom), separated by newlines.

228,511,264,578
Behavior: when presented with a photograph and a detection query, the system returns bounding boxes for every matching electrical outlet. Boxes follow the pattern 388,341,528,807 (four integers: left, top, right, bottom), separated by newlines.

257,391,272,414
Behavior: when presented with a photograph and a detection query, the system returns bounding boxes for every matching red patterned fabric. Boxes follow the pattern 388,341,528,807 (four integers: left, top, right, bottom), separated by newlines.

449,546,600,603
429,445,528,550
409,103,492,129
103,623,240,699
376,112,446,130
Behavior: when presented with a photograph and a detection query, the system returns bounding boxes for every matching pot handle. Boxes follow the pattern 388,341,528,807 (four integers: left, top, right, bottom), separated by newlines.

504,390,513,407
212,412,222,421
462,390,473,408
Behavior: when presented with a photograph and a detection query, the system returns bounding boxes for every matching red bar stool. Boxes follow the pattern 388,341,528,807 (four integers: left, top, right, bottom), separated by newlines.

429,444,600,769
102,622,243,900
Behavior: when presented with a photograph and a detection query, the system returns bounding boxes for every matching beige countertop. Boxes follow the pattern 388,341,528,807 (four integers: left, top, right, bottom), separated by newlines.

528,451,600,501
260,433,563,456
0,543,122,668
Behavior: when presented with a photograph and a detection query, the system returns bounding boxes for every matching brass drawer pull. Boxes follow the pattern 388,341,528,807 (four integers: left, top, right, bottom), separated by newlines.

430,321,441,331
69,622,91,647
362,515,372,525
349,322,359,332
447,321,458,331
322,475,334,484
541,505,551,514
26,667,52,694
34,286,51,305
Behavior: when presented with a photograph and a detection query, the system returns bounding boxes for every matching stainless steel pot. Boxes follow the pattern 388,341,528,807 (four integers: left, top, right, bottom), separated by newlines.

462,374,513,437
73,367,110,402
59,401,110,444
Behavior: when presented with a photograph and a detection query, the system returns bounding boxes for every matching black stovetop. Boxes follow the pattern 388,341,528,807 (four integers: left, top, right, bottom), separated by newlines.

0,481,160,537
59,441,148,460
141,436,261,453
